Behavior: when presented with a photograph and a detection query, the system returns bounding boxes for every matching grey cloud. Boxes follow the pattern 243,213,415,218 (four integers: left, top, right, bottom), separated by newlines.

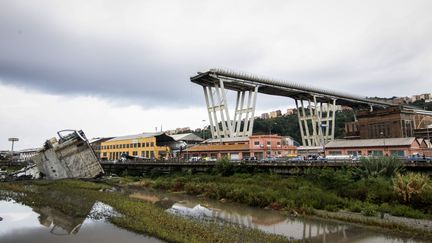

0,0,431,110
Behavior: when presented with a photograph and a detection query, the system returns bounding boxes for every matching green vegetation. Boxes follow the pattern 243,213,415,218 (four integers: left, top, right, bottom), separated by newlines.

356,156,403,178
0,180,288,243
126,157,432,238
393,172,430,204
411,99,432,111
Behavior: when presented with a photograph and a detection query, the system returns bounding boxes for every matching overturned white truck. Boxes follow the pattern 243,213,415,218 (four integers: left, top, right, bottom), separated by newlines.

29,130,104,180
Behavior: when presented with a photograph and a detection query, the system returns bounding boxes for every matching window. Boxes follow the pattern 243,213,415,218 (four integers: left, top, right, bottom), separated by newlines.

116,145,119,149
329,151,342,155
146,142,150,147
146,151,150,158
150,151,154,158
141,151,145,157
138,143,141,148
390,150,405,157
133,151,138,156
267,141,271,146
254,141,260,146
133,143,137,148
103,152,107,157
126,144,130,148
347,151,358,156
368,150,383,156
150,142,154,147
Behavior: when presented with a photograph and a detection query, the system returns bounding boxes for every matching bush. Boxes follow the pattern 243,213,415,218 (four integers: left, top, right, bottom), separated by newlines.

342,177,395,203
393,172,429,204
361,204,377,217
348,201,363,213
324,204,339,212
357,156,402,178
213,157,235,176
388,204,426,219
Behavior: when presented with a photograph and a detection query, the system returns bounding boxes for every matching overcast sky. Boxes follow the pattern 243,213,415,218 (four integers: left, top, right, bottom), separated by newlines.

1,0,431,150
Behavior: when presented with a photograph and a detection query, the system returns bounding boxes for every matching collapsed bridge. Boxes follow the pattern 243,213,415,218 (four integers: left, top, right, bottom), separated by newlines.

191,69,400,146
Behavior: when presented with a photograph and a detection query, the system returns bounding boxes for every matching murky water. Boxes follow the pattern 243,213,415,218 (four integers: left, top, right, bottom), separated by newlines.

0,186,429,243
0,199,162,243
129,188,429,243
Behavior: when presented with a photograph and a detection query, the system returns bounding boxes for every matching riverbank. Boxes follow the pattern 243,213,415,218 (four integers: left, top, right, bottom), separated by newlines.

119,171,432,239
0,180,289,243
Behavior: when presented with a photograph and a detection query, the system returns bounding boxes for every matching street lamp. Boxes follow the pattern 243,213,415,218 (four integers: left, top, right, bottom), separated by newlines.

427,124,431,142
201,120,206,140
320,123,328,156
380,131,386,156
8,138,19,162
269,122,277,158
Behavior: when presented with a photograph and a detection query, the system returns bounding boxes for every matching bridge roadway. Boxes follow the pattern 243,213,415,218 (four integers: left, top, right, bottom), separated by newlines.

100,160,432,176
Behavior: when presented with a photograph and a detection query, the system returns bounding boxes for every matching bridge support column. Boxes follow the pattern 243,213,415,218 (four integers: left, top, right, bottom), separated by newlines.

295,97,338,146
202,80,258,140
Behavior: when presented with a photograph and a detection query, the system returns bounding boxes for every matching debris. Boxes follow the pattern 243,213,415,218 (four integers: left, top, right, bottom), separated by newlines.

5,130,104,181
7,164,40,180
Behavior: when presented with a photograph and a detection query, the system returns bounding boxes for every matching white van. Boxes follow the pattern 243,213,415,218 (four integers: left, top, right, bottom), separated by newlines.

326,155,353,161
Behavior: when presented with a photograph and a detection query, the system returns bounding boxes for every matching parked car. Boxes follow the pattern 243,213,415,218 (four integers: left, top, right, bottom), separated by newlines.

188,157,202,162
262,156,277,163
244,156,257,162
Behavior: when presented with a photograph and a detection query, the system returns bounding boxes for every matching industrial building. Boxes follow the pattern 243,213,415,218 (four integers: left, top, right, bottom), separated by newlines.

89,137,114,159
346,107,432,139
99,132,205,161
100,132,175,160
325,137,430,157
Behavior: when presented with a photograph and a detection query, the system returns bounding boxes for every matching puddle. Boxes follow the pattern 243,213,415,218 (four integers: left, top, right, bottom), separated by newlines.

0,199,162,243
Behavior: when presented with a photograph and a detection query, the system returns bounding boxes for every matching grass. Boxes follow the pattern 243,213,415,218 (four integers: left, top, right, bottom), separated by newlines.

0,180,290,243
123,171,432,239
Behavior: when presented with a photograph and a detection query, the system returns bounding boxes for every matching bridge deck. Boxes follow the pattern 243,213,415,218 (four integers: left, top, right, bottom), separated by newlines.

191,69,397,109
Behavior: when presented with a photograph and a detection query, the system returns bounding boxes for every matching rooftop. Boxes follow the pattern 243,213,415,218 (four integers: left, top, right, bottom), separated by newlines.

325,137,418,148
186,143,249,152
106,132,165,142
169,133,204,142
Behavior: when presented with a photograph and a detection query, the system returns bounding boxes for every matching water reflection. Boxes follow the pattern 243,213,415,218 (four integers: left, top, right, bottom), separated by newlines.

34,205,85,235
129,188,428,243
0,191,161,243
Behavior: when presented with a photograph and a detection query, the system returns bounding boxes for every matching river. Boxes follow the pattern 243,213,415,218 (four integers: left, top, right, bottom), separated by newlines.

0,186,428,243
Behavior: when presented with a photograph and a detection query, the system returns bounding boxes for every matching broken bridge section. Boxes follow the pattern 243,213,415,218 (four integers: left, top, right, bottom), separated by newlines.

32,130,104,180
191,68,397,146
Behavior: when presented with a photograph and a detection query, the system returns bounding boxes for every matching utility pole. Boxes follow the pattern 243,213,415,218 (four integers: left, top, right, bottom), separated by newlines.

8,138,19,162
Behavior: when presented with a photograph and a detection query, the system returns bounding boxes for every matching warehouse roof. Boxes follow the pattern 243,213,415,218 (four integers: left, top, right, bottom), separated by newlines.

107,132,167,142
325,137,418,148
169,133,204,142
186,143,249,152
